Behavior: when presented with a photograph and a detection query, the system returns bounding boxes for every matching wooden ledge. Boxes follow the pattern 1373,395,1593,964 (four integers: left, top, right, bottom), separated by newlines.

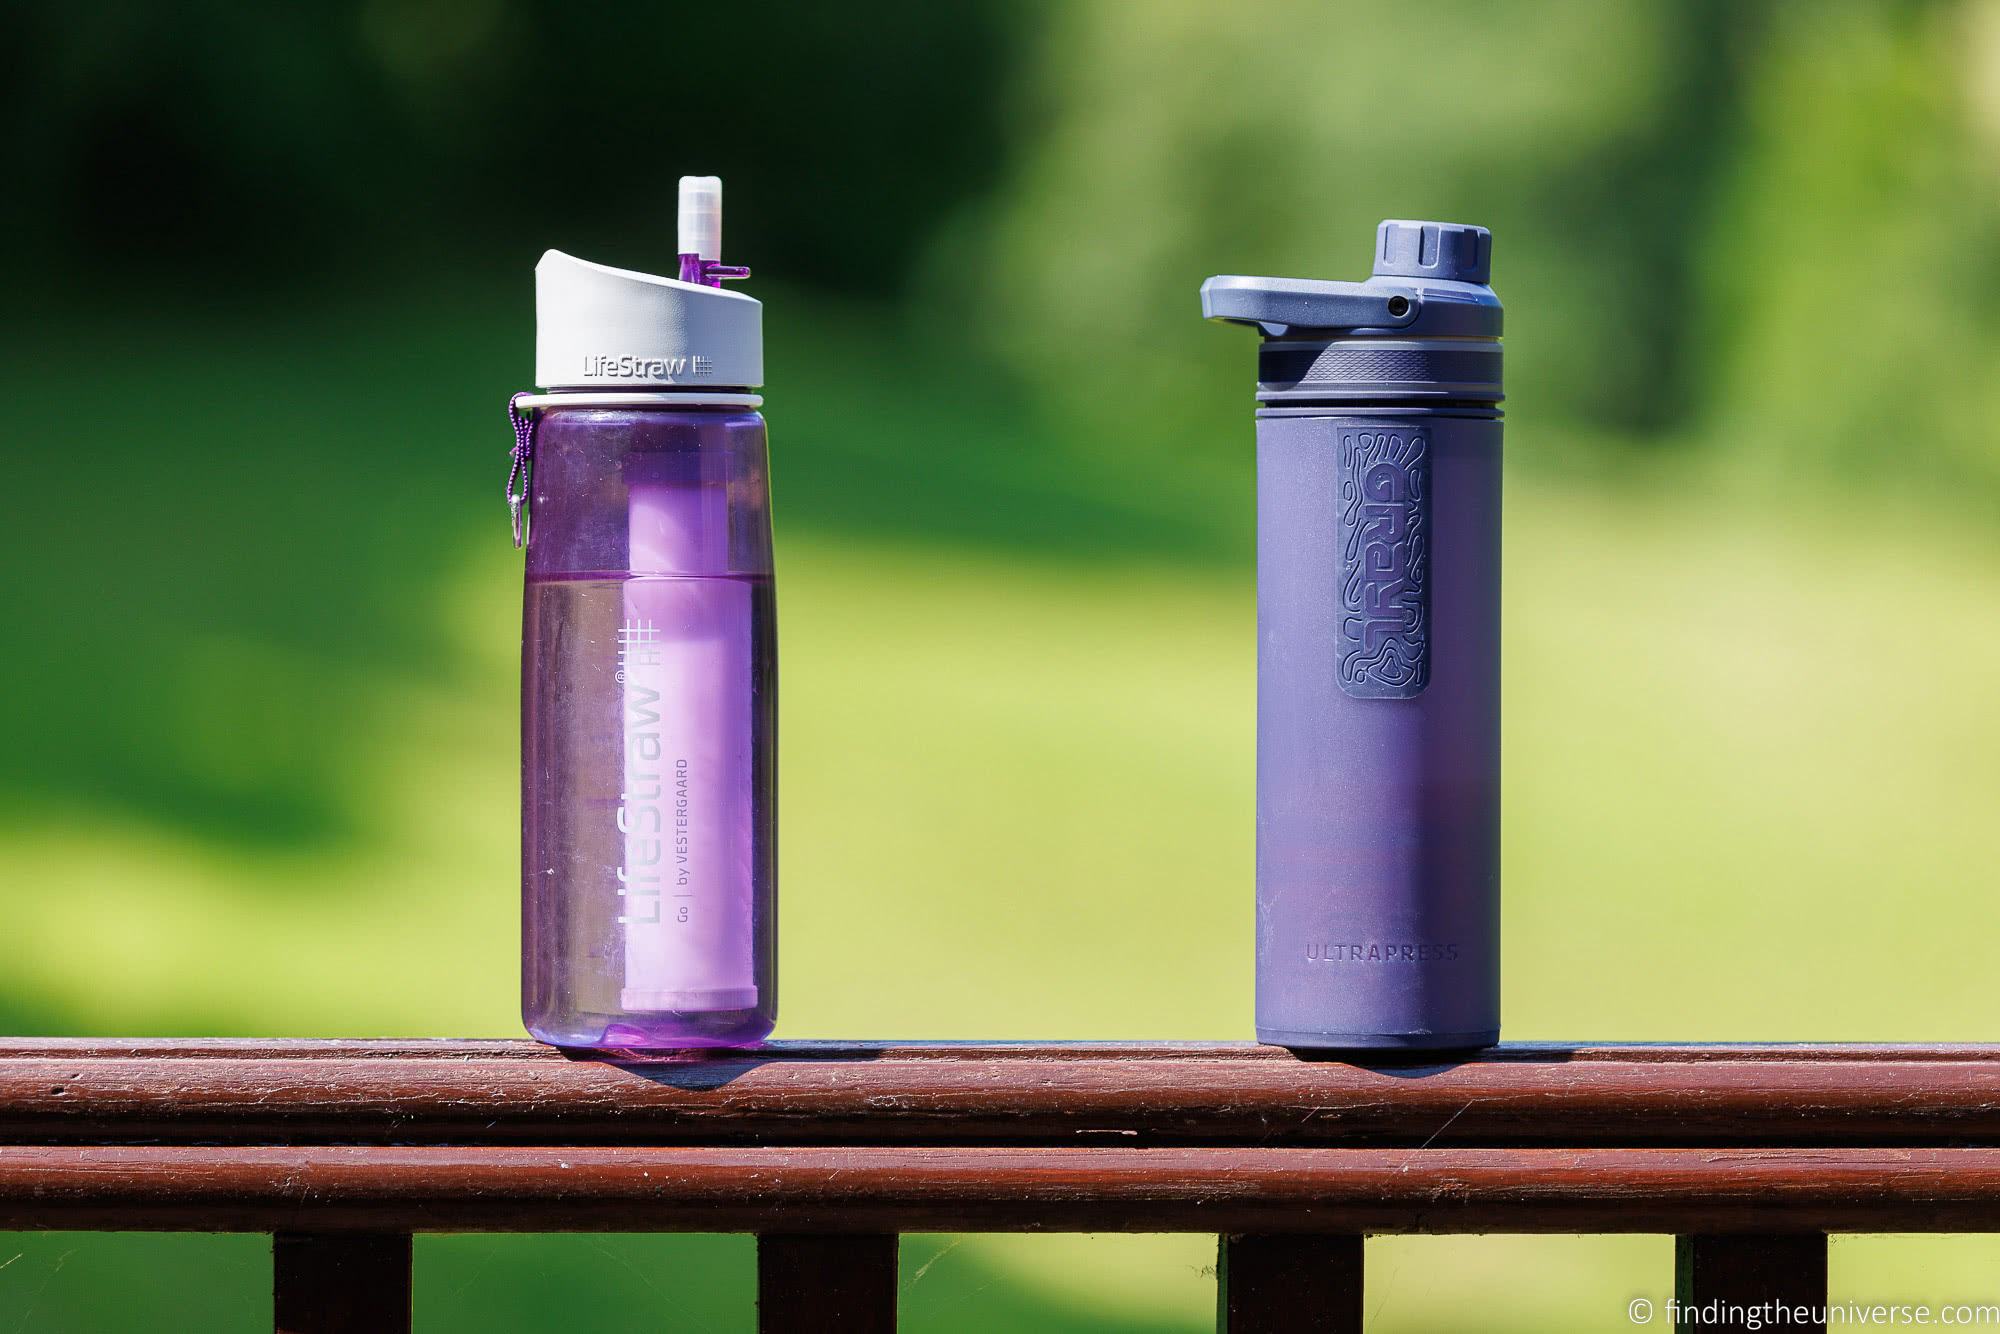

6,1040,2000,1150
13,1042,1965,1324
8,1143,2000,1234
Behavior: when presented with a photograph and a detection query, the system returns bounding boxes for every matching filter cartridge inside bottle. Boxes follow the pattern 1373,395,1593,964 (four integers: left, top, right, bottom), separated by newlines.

617,464,758,1013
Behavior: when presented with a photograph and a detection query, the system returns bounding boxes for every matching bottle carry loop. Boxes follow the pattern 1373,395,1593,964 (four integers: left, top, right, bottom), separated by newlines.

506,391,537,549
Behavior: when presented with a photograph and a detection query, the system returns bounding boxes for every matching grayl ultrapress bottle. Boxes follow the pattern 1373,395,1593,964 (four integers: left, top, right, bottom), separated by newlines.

514,177,776,1049
1203,220,1502,1050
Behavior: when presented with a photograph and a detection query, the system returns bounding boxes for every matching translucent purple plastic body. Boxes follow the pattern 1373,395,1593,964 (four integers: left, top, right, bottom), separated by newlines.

521,406,776,1049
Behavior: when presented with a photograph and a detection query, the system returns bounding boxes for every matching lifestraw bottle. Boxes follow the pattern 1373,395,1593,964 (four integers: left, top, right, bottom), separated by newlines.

1202,220,1503,1050
513,176,776,1049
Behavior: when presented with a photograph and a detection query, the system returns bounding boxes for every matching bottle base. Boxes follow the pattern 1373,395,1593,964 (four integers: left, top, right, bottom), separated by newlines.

1257,1027,1499,1053
526,1006,775,1052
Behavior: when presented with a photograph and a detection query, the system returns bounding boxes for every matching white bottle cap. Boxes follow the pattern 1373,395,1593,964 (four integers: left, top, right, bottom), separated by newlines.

535,250,762,389
678,176,724,261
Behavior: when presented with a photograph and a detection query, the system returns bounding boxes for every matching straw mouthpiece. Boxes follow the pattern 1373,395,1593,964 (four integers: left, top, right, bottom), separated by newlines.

678,176,723,262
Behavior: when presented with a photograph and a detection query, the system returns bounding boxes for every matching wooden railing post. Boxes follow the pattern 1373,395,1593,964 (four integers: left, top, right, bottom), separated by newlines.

1216,1234,1362,1334
272,1231,412,1334
1674,1234,1826,1334
757,1233,898,1333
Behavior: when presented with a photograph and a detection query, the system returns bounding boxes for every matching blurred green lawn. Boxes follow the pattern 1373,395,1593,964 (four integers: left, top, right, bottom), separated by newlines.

4,282,2000,1330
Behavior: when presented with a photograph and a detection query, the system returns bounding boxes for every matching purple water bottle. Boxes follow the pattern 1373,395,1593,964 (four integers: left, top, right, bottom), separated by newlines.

1203,221,1503,1050
514,177,776,1049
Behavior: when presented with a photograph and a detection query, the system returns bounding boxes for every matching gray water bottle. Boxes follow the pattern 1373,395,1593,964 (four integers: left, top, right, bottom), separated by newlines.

1202,220,1503,1050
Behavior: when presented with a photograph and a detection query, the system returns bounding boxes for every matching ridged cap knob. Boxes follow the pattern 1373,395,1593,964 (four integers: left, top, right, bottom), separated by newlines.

1372,220,1492,286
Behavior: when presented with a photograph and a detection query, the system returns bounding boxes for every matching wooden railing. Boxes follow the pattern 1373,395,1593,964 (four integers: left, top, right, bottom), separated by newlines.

6,1040,2000,1332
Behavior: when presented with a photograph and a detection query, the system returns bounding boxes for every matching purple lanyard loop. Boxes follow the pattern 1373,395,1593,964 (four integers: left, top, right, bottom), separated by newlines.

506,392,537,549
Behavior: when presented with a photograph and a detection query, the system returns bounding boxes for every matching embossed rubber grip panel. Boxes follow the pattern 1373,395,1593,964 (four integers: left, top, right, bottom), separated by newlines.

1336,426,1429,699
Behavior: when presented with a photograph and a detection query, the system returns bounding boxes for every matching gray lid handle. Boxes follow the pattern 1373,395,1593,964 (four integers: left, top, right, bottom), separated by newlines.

1200,275,1419,335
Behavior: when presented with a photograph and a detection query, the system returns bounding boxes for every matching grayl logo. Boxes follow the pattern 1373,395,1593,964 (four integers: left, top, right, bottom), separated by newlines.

583,353,715,380
1336,428,1429,699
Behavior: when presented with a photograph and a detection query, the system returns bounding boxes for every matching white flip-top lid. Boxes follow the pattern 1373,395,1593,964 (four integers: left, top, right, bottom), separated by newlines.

535,178,762,390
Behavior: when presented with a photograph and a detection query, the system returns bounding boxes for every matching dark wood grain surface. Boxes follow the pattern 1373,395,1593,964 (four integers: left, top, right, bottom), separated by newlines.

757,1234,897,1333
272,1232,412,1334
1217,1234,1363,1334
1676,1234,1828,1334
8,1040,2000,1147
6,1041,2000,1236
6,1144,2000,1234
